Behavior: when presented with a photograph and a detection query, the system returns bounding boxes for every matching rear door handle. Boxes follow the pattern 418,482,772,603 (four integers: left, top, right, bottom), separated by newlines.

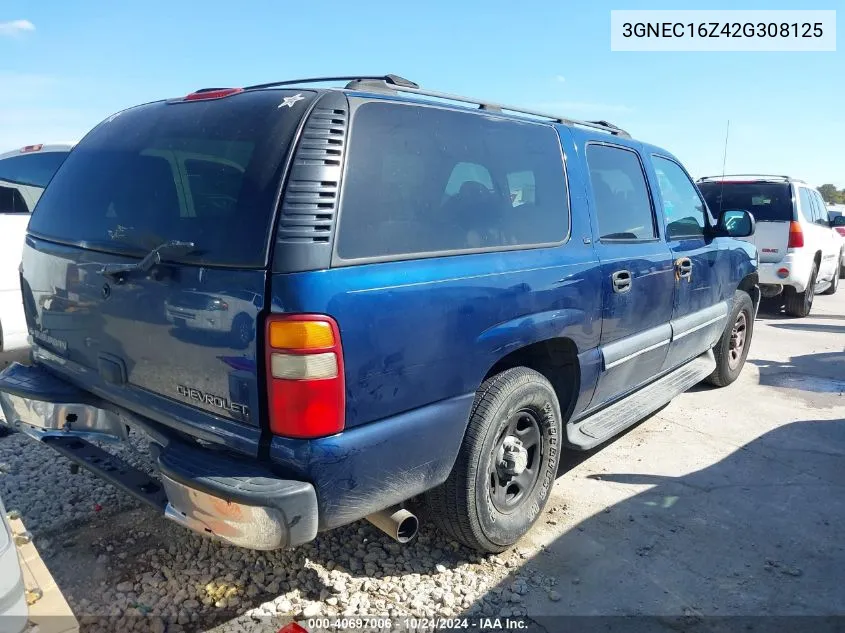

676,257,693,281
611,270,632,293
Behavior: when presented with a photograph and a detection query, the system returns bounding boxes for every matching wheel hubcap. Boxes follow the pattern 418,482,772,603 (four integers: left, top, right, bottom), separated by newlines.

489,410,542,512
728,311,747,369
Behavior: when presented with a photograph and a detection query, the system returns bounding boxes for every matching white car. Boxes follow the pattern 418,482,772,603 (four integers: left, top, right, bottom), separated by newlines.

0,496,26,633
165,289,260,348
0,143,74,351
697,175,843,317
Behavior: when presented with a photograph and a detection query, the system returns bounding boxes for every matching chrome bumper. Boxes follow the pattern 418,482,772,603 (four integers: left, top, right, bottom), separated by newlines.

0,362,319,551
161,474,290,550
0,391,127,443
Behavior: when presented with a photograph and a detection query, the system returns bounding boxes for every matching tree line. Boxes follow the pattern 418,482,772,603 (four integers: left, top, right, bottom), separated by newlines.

818,184,845,205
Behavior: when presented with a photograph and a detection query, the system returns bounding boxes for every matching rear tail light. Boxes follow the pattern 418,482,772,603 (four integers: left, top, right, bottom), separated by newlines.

787,221,804,248
265,314,345,438
835,227,845,237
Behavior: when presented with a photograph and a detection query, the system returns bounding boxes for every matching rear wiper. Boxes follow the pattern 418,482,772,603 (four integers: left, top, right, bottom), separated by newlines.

99,240,196,280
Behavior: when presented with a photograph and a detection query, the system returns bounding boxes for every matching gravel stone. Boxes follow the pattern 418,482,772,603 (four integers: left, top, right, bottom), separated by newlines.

0,420,544,628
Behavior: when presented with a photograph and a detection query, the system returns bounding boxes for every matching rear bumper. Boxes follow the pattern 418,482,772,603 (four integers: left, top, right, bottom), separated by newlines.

0,362,318,550
758,254,814,292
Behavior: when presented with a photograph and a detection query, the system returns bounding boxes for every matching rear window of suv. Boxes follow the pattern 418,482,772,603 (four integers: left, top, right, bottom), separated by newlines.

697,181,794,223
0,151,69,188
336,101,569,261
29,90,315,268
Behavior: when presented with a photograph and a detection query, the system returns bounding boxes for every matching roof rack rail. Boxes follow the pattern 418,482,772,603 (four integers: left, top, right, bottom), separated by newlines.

243,74,419,91
243,74,630,138
697,174,796,182
341,78,631,138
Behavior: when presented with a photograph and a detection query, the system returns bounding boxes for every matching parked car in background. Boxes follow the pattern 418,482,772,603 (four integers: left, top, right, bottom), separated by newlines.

829,206,845,275
0,75,757,553
0,143,74,351
697,175,841,316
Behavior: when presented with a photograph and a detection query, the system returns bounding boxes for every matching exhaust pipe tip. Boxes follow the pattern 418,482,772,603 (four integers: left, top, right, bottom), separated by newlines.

366,506,419,544
394,512,419,543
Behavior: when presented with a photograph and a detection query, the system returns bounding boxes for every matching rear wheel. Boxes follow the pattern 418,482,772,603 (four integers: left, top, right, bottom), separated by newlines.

784,263,817,317
822,256,841,295
230,314,253,349
706,290,754,388
424,367,562,553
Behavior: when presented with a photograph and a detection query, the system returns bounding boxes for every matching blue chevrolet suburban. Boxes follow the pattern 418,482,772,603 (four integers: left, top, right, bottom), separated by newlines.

0,75,758,553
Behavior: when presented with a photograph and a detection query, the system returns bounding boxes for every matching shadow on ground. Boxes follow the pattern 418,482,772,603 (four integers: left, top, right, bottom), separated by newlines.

768,323,845,335
750,350,845,394
469,417,845,628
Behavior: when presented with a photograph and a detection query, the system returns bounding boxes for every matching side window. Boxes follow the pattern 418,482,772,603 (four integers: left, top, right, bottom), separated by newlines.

652,156,707,239
0,185,29,213
586,144,656,241
812,191,831,226
798,188,816,223
336,102,569,260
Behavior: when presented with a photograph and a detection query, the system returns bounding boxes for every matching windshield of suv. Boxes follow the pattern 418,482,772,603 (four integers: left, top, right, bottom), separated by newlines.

29,90,315,267
697,181,793,223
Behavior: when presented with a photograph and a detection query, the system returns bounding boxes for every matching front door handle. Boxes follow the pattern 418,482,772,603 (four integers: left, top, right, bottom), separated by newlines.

611,270,632,294
675,257,692,281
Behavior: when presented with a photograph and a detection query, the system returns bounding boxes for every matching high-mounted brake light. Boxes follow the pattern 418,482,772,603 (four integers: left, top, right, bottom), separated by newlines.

20,144,43,153
265,314,345,439
787,221,804,248
183,87,244,102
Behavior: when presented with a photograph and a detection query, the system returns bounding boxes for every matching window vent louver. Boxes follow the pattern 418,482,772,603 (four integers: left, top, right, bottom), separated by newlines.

277,105,348,246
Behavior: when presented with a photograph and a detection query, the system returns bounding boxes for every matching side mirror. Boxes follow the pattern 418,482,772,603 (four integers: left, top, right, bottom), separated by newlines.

718,209,755,238
833,215,845,227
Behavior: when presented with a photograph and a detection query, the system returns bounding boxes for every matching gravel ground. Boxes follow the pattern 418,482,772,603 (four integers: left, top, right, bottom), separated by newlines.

0,428,155,533
0,421,562,633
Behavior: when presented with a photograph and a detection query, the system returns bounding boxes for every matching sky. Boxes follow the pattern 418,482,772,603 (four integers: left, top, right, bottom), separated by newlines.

1,0,843,187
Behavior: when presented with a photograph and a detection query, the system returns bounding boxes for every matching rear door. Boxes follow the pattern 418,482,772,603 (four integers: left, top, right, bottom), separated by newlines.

649,156,726,370
582,142,675,409
21,90,316,453
697,180,794,263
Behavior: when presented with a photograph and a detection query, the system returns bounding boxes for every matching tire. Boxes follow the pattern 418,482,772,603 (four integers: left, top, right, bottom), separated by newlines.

784,262,818,318
424,367,562,553
229,314,253,349
822,256,841,295
706,290,754,388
